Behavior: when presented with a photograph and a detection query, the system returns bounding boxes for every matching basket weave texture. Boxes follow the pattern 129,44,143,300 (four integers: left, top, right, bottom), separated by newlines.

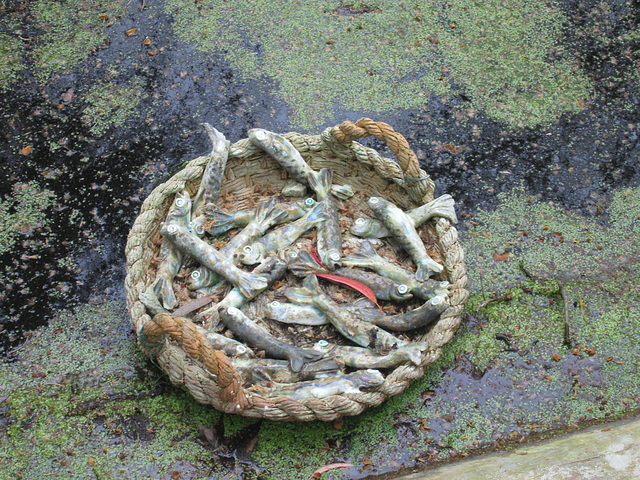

124,118,469,421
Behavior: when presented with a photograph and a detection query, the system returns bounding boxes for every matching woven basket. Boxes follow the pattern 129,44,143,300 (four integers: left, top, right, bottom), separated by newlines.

124,118,468,421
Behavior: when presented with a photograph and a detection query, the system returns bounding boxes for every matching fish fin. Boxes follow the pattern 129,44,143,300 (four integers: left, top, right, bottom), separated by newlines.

359,240,379,258
308,167,333,198
428,194,458,224
203,204,236,235
415,258,444,281
404,345,424,366
288,250,328,277
284,274,321,304
304,201,328,226
253,198,277,223
152,276,178,310
330,183,354,200
288,349,324,372
236,272,270,299
140,285,169,316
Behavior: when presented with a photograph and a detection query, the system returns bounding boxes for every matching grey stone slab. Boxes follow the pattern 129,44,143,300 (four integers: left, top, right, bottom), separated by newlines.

396,416,640,480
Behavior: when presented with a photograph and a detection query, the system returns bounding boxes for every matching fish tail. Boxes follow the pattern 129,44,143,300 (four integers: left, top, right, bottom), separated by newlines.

359,240,379,259
403,344,426,366
152,276,178,310
203,205,236,235
308,167,333,197
288,250,328,277
284,274,321,304
302,201,327,227
416,258,444,281
236,272,269,300
330,183,354,200
429,194,458,224
204,123,228,153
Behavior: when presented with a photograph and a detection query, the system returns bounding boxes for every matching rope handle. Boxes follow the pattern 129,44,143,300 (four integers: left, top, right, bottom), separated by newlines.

329,118,436,202
141,313,249,410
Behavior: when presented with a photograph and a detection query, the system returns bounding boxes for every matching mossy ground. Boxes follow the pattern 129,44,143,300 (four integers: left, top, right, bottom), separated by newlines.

166,0,591,130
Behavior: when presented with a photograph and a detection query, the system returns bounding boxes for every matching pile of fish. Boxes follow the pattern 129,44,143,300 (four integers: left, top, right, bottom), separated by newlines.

140,124,458,401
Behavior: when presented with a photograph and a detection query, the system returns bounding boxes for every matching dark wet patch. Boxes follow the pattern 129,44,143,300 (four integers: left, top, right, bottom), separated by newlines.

334,4,379,16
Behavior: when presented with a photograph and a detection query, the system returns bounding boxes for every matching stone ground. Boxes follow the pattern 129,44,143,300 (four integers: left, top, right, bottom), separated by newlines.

0,0,639,479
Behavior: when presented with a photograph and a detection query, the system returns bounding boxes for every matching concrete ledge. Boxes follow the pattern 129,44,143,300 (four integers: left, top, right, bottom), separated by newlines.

396,416,640,480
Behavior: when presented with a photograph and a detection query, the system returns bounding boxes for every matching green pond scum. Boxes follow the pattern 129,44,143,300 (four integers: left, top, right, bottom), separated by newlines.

166,0,590,129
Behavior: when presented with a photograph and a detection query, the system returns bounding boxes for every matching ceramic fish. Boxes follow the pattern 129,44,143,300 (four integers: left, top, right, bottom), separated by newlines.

248,128,316,185
233,357,342,384
186,199,287,291
265,301,328,326
192,124,230,215
239,201,325,266
265,369,384,400
341,240,451,300
219,307,324,372
151,191,192,309
160,222,268,299
367,196,444,280
285,275,408,352
221,198,287,262
349,295,448,331
313,340,425,367
195,253,290,329
309,168,342,269
197,326,255,359
199,205,254,236
351,194,457,238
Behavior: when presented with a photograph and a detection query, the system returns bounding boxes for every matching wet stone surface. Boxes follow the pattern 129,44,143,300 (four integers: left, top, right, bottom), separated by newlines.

0,0,639,479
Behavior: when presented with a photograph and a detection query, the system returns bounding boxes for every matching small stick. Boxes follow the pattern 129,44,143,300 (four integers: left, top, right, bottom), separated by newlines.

173,296,214,317
476,292,512,313
559,284,572,348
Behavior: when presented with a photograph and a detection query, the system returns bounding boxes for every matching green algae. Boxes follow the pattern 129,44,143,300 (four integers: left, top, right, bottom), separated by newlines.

0,181,55,256
0,33,22,91
166,0,590,129
30,0,125,80
81,77,147,136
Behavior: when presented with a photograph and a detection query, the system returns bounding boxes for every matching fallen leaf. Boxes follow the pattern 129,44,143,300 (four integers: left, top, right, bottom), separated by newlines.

333,418,343,430
315,273,383,312
20,145,33,155
493,252,509,262
61,88,75,102
552,354,561,361
142,36,152,46
126,27,137,36
309,463,353,479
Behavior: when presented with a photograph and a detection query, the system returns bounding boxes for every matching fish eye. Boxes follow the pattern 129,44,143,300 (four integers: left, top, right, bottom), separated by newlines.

305,198,315,206
166,224,178,234
432,296,443,305
397,284,409,295
330,252,341,262
440,281,450,287
317,340,329,348
270,301,280,308
236,345,247,354
175,197,186,208
191,270,201,279
253,130,268,141
355,218,365,225
369,197,379,204
243,245,253,254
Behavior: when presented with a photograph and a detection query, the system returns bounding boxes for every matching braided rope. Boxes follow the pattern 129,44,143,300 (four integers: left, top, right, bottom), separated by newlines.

124,119,468,421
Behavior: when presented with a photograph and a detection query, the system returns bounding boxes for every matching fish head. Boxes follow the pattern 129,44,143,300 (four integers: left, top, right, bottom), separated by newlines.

391,284,413,302
238,243,267,266
187,268,208,290
350,217,380,238
312,340,334,354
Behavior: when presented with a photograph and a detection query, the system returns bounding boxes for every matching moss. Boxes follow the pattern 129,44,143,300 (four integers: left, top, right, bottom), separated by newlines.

166,0,590,130
30,0,125,80
0,32,23,91
0,181,55,256
81,77,146,136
